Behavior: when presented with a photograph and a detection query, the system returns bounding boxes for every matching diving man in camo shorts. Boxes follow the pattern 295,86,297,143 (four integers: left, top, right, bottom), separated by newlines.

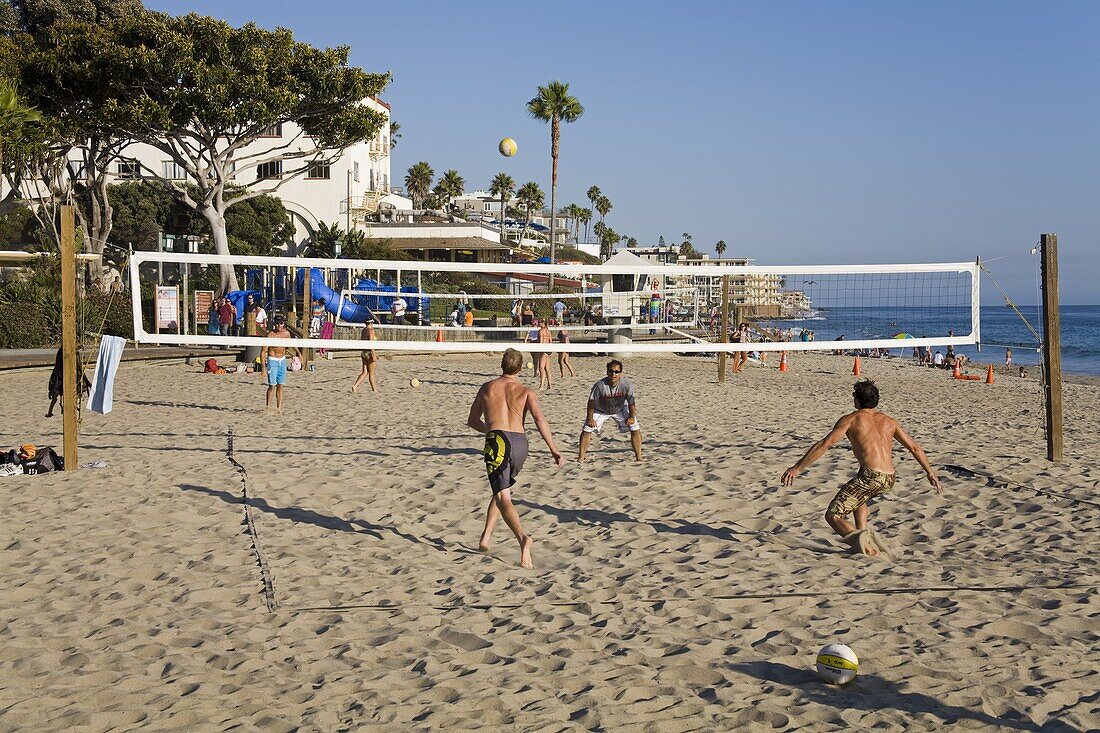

781,380,943,555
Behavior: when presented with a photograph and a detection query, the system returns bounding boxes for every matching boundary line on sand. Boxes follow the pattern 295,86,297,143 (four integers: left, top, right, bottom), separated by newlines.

226,429,278,612
288,579,1096,613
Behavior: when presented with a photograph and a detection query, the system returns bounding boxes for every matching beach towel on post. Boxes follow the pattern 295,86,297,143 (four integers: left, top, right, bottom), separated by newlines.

87,335,127,414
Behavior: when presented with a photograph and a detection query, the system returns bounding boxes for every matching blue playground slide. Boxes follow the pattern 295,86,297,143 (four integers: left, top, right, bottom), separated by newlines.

294,268,427,323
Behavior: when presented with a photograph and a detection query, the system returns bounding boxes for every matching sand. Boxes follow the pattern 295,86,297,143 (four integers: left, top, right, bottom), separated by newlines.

0,351,1097,731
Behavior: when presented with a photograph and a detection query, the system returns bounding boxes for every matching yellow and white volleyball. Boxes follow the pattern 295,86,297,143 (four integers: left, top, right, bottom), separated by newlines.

816,643,858,685
525,360,533,370
498,137,518,157
409,378,421,388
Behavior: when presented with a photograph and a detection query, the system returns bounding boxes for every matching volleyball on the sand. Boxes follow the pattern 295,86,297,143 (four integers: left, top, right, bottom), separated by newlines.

525,361,533,370
499,137,517,157
409,378,421,387
816,643,858,685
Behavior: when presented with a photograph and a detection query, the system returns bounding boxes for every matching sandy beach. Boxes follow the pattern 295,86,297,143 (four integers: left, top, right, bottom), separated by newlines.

1,351,1097,731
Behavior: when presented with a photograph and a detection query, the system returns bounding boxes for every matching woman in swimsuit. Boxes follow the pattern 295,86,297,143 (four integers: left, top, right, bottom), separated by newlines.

352,321,379,393
557,328,576,377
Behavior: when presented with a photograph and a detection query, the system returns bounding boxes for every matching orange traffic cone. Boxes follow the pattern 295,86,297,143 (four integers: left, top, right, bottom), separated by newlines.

985,363,995,384
779,352,788,372
952,361,961,379
435,328,444,343
852,357,861,376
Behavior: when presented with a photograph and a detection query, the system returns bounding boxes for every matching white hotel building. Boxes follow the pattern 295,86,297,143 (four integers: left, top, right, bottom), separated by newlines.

107,97,407,253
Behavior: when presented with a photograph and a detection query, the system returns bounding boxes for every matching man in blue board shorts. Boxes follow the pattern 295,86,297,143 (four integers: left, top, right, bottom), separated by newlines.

261,316,300,413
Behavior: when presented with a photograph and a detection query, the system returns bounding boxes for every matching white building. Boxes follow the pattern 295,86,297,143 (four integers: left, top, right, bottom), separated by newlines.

107,97,406,253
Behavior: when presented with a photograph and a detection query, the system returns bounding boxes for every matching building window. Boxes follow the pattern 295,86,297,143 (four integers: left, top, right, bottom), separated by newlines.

162,161,186,180
258,123,282,138
256,161,283,180
369,169,375,191
307,163,331,180
353,161,360,182
117,160,140,179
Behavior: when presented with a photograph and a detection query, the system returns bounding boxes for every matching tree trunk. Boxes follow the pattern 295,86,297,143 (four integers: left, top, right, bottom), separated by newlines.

202,206,239,293
549,117,560,289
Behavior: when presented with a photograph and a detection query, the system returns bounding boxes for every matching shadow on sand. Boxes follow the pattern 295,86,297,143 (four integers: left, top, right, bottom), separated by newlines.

180,482,452,553
517,500,757,540
728,660,1069,732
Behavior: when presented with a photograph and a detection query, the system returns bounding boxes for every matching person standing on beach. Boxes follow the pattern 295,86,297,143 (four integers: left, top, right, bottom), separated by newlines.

578,359,643,462
467,348,564,568
535,320,553,389
557,327,576,378
1005,348,1013,367
261,315,300,412
781,379,942,556
352,321,379,393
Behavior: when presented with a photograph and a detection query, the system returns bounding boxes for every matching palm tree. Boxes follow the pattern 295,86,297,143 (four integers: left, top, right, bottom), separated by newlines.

404,161,433,210
489,172,515,247
596,195,612,226
303,221,344,259
388,120,401,149
527,80,584,284
715,239,727,258
625,236,638,249
436,169,465,212
516,181,544,243
680,232,694,259
579,207,592,244
596,224,619,261
586,186,601,218
0,79,41,202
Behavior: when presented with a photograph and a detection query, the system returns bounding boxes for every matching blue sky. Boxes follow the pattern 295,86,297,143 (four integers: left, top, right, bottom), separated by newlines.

146,1,1097,304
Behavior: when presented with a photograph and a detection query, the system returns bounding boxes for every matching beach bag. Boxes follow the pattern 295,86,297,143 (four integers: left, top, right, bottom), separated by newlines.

22,446,63,474
290,355,303,372
203,358,219,373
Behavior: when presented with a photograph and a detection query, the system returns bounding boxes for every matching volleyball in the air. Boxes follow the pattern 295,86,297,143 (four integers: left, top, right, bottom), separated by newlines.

816,643,859,685
499,137,517,157
409,378,421,388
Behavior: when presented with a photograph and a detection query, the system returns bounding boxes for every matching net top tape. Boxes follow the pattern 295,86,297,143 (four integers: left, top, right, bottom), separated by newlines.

132,251,979,277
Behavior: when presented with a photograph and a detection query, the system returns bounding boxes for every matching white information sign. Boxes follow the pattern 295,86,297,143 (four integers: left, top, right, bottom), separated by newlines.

156,285,179,331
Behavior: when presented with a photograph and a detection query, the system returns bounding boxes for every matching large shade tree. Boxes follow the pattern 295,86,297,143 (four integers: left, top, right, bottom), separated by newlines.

3,1,159,267
526,80,583,286
123,13,389,291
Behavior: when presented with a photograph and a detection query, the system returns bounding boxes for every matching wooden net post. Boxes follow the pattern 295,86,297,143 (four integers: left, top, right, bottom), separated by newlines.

718,274,730,383
60,205,79,469
1040,233,1063,461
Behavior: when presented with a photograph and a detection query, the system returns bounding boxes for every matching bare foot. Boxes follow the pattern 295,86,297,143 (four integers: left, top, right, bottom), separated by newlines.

864,544,879,557
478,535,491,552
519,535,533,569
352,383,359,393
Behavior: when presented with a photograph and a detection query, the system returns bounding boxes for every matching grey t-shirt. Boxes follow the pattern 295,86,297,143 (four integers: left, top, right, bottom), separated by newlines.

589,377,636,415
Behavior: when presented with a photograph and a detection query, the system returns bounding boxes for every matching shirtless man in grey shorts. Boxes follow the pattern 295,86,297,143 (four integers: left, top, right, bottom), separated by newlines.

781,380,942,555
467,348,564,568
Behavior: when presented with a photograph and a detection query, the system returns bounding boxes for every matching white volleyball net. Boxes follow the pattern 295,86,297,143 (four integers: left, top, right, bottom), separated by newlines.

128,251,980,354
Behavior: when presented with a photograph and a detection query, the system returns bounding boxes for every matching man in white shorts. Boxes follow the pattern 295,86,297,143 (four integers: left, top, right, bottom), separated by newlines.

578,359,643,462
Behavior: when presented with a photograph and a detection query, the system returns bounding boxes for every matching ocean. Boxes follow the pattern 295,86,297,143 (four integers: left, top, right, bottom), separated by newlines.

763,305,1100,377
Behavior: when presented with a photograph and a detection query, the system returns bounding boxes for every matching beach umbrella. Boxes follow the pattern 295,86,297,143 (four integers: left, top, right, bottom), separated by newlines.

892,332,914,339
